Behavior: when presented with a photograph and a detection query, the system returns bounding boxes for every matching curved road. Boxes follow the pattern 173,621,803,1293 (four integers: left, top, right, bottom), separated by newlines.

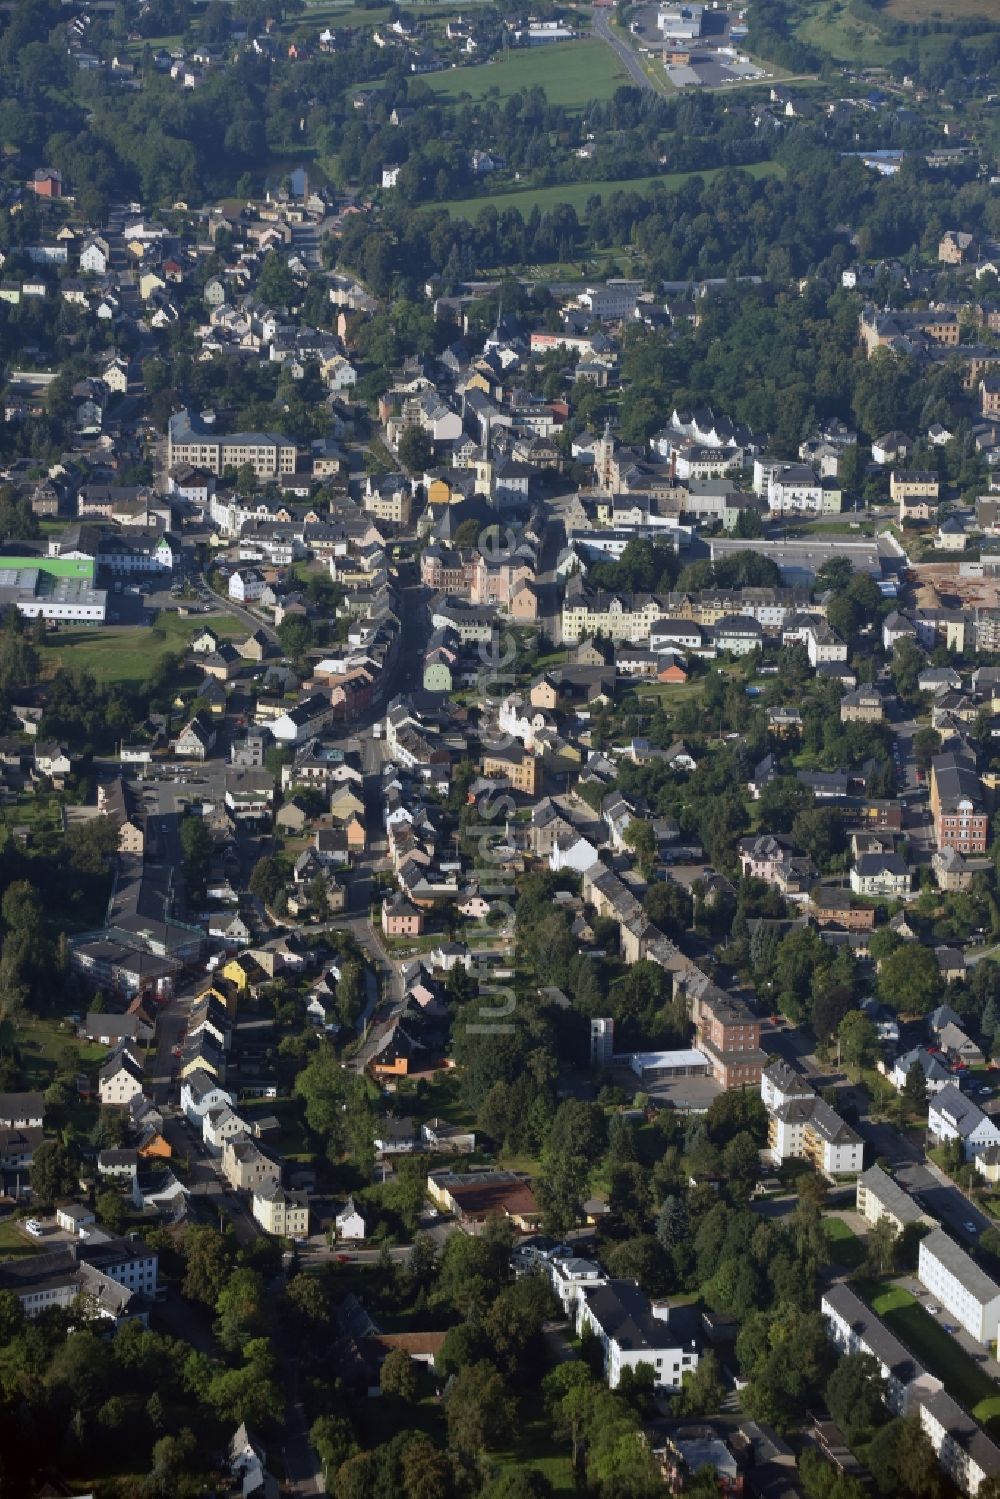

592,9,654,92
194,570,281,646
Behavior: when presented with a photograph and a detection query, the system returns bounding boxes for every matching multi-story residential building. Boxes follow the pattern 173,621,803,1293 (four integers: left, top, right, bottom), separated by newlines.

918,1229,1000,1346
546,1255,608,1317
766,1095,863,1176
382,892,424,937
860,306,960,354
561,574,665,643
928,1085,1000,1160
891,470,939,514
760,1060,814,1114
887,1046,952,1095
712,615,764,655
686,980,768,1090
180,1067,234,1128
168,409,297,478
97,777,145,855
823,1283,1000,1496
252,1184,309,1238
840,685,885,723
576,1278,701,1391
363,473,413,526
737,834,795,883
222,1133,282,1193
856,1164,928,1234
917,1387,1000,1498
480,745,541,796
822,1282,922,1416
765,464,841,515
931,751,989,853
420,545,476,593
850,852,911,898
804,618,848,667
99,1042,144,1106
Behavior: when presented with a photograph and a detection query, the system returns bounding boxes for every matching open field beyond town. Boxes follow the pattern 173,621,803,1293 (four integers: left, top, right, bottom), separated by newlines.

798,0,999,62
444,159,785,220
428,38,627,108
885,0,998,17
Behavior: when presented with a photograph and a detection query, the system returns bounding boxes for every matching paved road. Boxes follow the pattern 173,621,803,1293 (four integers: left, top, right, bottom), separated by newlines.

895,1156,993,1245
592,8,655,91
283,1389,325,1498
534,493,571,644
194,571,281,645
162,1112,264,1246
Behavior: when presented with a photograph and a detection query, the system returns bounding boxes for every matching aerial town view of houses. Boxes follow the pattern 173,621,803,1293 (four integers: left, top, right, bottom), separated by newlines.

3,0,1000,1495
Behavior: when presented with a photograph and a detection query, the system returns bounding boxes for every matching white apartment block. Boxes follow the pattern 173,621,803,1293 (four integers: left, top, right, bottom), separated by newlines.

548,1255,607,1317
760,1059,814,1114
822,1283,1000,1495
918,1229,1000,1346
767,1096,863,1177
822,1282,933,1416
576,1278,700,1391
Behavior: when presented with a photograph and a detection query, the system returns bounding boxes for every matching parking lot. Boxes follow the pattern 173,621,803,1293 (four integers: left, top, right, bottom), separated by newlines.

606,1062,721,1112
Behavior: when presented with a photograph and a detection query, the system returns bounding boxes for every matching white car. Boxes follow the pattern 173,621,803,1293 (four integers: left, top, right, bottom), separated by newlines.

24,1219,42,1237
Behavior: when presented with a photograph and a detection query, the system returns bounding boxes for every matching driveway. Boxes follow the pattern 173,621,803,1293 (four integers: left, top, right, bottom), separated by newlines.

897,1272,1000,1376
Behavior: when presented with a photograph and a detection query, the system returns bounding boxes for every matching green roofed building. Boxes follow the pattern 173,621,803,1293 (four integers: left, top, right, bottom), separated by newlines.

0,555,94,581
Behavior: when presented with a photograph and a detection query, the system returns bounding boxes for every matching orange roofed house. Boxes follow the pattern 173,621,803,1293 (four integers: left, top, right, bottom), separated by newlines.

427,1169,542,1234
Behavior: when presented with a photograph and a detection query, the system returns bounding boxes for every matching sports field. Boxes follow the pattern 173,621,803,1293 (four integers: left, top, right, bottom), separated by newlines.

428,39,626,109
444,159,783,221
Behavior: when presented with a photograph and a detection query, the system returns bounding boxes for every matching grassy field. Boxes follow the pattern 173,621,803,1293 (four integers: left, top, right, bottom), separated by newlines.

885,0,997,16
39,612,244,685
444,160,783,221
0,1217,40,1261
797,0,998,64
798,1,901,64
823,1215,866,1269
864,1282,1000,1426
491,1416,575,1495
428,39,626,108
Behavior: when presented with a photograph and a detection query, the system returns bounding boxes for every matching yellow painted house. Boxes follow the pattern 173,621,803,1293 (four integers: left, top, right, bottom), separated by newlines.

200,976,241,1015
329,785,365,820
426,475,464,505
139,270,166,300
179,1049,222,1081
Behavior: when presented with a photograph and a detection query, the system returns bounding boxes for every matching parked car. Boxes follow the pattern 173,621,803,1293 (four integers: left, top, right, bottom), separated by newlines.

964,1221,979,1234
